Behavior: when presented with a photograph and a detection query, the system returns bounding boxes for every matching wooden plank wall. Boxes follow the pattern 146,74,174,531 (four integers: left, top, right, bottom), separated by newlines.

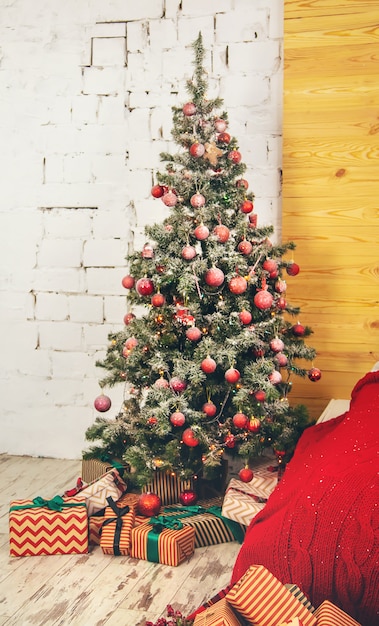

282,0,379,419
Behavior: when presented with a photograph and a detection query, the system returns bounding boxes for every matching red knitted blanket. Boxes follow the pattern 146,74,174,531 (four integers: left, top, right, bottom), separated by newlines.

231,371,379,626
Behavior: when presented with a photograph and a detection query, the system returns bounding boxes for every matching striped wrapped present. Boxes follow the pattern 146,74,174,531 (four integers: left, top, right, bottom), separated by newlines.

221,478,268,526
193,598,244,626
89,492,139,546
81,458,129,483
100,495,136,555
313,601,361,626
225,565,317,626
285,585,315,614
142,469,196,505
9,495,88,557
130,515,195,566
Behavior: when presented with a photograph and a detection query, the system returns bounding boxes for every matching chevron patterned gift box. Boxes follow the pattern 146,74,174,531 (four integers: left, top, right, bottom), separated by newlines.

221,478,269,526
9,495,88,557
225,565,317,626
130,515,195,566
77,469,127,515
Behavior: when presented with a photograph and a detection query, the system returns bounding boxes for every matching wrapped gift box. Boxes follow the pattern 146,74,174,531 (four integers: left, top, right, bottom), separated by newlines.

285,585,315,614
193,598,244,626
225,565,317,626
81,458,129,483
142,469,197,505
313,600,361,626
89,493,139,546
100,495,136,555
77,470,127,515
9,495,88,557
130,517,195,566
221,478,268,526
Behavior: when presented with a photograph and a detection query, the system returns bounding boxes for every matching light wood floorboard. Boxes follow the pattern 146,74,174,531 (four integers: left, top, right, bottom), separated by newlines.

0,455,241,626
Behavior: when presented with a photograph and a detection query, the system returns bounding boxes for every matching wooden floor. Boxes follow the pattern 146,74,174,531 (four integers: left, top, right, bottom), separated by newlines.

0,455,241,626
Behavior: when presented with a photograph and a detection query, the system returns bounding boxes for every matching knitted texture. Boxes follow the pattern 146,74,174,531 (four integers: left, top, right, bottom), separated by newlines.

231,371,379,626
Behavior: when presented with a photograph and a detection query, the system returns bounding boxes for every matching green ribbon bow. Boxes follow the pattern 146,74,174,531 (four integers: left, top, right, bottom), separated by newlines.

163,504,245,544
146,514,184,562
10,495,85,513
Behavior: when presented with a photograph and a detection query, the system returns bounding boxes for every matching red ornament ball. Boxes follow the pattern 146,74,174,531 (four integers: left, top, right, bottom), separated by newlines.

182,428,199,447
125,336,138,350
190,193,206,208
190,142,205,158
248,417,261,433
170,411,186,427
275,352,288,368
225,433,236,448
201,357,217,374
269,370,282,385
154,377,169,389
308,367,322,382
170,377,187,394
185,326,202,342
248,213,258,228
205,267,225,287
182,102,196,116
228,150,242,164
286,262,300,276
238,240,253,255
94,394,111,412
225,367,241,384
179,489,198,506
254,290,274,310
162,191,178,207
136,277,154,296
122,274,135,289
151,184,165,198
236,178,249,190
277,296,287,310
151,293,165,307
194,224,210,240
202,401,217,417
123,312,136,325
181,245,197,260
263,259,278,274
213,224,230,242
217,132,231,144
239,467,254,483
275,279,287,294
137,492,161,517
292,322,305,337
239,309,252,325
229,275,248,294
240,200,254,214
254,390,266,402
232,412,248,429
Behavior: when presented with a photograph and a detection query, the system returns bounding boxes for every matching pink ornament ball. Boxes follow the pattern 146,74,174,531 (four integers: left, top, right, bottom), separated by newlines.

190,142,205,158
228,150,242,164
215,118,227,132
194,224,210,240
123,312,136,325
229,275,248,294
181,245,197,260
213,224,230,243
190,193,206,208
269,370,282,385
170,411,186,427
270,337,285,353
182,102,197,116
125,336,138,350
154,377,169,389
205,267,225,287
94,394,112,412
238,240,253,255
263,259,278,274
201,357,217,374
254,290,274,310
162,191,178,207
275,279,287,294
239,309,252,325
185,326,202,342
275,352,288,367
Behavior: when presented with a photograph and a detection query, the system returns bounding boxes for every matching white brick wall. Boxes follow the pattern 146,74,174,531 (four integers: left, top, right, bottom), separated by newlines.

0,0,283,459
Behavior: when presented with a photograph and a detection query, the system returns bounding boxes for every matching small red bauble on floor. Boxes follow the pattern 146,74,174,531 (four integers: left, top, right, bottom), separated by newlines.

179,489,198,506
182,428,199,447
137,492,161,517
225,367,241,384
122,274,135,289
308,367,322,382
238,467,254,483
94,394,111,412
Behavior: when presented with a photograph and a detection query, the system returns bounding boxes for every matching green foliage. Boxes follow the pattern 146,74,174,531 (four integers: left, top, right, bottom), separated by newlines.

84,33,319,485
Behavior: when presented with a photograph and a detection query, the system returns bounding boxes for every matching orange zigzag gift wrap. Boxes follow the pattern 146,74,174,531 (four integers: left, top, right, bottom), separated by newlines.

130,515,195,566
9,495,88,557
225,565,317,626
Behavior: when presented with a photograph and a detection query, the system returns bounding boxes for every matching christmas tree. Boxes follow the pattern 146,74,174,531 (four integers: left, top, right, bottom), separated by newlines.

84,34,320,489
